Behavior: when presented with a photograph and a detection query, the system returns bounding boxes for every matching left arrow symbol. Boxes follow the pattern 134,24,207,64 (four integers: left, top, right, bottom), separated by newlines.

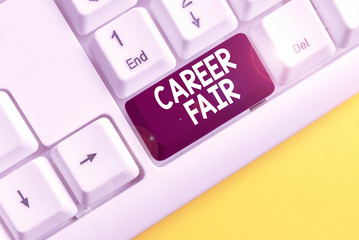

17,190,29,208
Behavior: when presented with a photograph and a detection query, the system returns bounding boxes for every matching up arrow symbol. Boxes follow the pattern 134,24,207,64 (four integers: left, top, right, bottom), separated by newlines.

17,190,30,208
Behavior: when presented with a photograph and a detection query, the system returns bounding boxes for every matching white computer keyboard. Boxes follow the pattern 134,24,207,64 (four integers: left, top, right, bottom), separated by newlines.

0,0,358,239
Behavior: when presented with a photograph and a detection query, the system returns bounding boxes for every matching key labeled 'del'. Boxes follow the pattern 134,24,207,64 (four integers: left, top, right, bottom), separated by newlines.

250,0,335,84
293,38,310,54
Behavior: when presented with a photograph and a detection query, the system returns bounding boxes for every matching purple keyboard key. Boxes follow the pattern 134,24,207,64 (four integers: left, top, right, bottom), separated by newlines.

126,34,275,160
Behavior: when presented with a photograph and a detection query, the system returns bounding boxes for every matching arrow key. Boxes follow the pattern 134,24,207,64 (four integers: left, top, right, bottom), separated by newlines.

151,0,238,59
0,157,77,240
17,190,30,208
51,118,140,207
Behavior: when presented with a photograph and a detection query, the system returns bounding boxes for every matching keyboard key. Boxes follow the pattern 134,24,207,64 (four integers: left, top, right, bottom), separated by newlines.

151,0,238,59
58,0,137,35
0,224,10,240
250,0,335,84
1,0,130,146
0,157,77,240
89,8,176,98
0,91,38,173
229,0,282,21
126,34,275,160
51,118,139,207
312,0,359,48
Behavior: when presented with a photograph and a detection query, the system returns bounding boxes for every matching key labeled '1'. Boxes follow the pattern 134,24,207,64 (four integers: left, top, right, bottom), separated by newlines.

89,8,176,98
126,34,275,160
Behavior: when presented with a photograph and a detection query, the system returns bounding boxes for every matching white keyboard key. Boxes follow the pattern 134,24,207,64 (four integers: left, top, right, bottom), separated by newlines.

0,157,77,240
1,0,129,146
250,0,335,84
229,0,282,21
59,0,137,35
89,8,176,98
51,118,139,207
312,0,359,48
151,0,238,59
0,224,10,240
0,92,38,173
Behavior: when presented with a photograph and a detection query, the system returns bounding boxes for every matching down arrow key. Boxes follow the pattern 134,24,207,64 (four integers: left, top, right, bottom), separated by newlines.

151,0,238,58
190,12,200,28
17,190,29,208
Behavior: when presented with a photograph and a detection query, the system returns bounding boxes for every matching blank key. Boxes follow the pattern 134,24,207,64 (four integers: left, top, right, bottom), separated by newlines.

250,0,335,84
312,0,359,48
0,92,38,173
0,157,77,240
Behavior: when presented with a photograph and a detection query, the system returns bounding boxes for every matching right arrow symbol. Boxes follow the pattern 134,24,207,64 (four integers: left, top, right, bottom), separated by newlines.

17,190,29,208
190,12,200,28
80,153,97,165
